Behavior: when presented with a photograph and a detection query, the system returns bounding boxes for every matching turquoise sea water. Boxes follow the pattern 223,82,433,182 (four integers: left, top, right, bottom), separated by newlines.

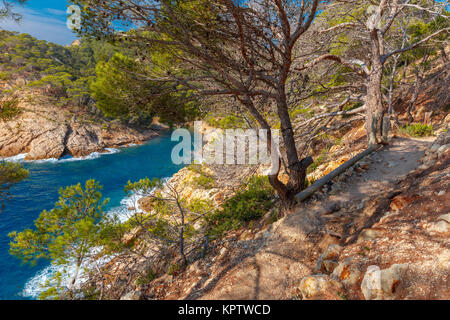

0,132,185,300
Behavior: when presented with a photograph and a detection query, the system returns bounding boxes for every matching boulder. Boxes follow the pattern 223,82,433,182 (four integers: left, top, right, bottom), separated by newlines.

26,125,68,160
332,258,362,288
361,264,408,300
316,244,343,274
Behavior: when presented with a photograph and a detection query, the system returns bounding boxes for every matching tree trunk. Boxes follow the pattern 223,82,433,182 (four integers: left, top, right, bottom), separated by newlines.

276,92,313,204
176,200,188,268
365,69,384,147
408,73,422,124
366,27,386,147
179,226,187,268
243,97,312,206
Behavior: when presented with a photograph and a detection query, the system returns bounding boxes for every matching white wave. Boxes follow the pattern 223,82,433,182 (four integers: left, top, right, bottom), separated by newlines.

1,148,121,164
0,153,28,163
22,246,117,299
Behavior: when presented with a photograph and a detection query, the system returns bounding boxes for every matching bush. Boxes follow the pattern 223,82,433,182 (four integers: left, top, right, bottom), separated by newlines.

206,177,274,238
189,164,216,189
206,114,247,129
193,174,215,189
401,123,433,137
136,268,156,286
168,263,181,276
0,71,10,80
307,149,328,174
0,98,22,121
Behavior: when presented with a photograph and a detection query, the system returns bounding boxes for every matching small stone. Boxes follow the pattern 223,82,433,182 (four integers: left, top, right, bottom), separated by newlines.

361,266,382,300
316,244,343,273
430,144,440,152
437,144,449,155
357,228,382,243
428,220,449,233
298,275,344,300
120,290,142,300
437,190,445,196
438,213,450,224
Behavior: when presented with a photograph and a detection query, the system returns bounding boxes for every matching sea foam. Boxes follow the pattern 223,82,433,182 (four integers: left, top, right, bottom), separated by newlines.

0,148,121,164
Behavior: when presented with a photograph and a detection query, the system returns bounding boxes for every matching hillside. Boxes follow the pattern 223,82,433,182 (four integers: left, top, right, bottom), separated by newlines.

72,53,450,299
0,31,164,160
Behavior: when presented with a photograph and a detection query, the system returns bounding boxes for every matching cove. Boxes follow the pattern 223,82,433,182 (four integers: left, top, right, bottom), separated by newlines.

0,132,186,300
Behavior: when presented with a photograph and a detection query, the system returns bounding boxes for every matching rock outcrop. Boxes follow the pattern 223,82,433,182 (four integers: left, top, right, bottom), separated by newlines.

0,96,159,160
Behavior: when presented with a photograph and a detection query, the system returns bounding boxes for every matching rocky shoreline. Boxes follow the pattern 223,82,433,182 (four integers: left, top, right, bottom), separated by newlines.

0,98,162,161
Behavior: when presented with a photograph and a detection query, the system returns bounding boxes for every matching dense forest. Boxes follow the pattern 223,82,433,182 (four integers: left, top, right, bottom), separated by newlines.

0,30,199,126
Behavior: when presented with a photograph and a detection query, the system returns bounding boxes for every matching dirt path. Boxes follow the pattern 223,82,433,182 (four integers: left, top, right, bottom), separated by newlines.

194,136,433,300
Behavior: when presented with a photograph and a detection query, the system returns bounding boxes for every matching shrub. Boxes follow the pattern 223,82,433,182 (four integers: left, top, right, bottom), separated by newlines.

307,149,328,174
0,71,10,80
206,177,274,238
193,174,215,189
189,164,216,189
168,263,181,276
206,114,247,129
136,268,156,286
0,98,22,121
401,123,433,137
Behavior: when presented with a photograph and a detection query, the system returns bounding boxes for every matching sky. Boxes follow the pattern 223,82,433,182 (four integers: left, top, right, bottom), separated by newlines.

0,0,448,46
0,0,77,45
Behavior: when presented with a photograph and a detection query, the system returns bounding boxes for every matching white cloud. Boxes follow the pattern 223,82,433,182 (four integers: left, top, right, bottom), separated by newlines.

0,7,77,45
45,8,68,16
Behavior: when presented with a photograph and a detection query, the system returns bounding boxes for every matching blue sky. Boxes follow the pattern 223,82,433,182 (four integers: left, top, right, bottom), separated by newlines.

0,0,77,45
0,0,448,46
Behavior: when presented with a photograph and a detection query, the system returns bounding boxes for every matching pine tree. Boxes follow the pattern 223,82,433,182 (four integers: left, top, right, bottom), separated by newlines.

9,179,110,299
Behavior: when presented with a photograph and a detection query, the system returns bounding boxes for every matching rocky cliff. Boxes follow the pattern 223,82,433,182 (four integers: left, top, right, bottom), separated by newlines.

0,94,160,160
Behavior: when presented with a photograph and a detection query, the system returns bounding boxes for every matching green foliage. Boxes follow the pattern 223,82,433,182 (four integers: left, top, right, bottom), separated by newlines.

206,114,247,129
193,174,215,190
168,263,181,276
307,149,328,174
189,165,216,189
9,179,110,299
0,70,9,80
0,97,22,120
0,161,29,212
124,177,162,196
401,123,434,137
289,105,314,120
91,52,199,126
122,177,211,264
206,176,274,239
0,30,117,107
136,268,156,286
